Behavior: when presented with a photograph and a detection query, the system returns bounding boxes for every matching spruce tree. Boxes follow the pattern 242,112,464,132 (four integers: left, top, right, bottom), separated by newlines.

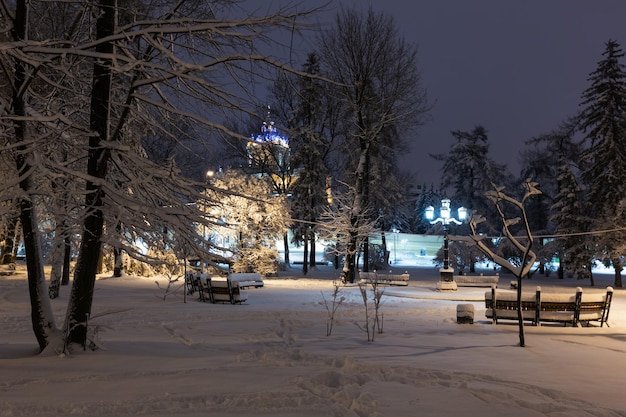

522,118,580,277
579,39,626,288
551,163,595,284
431,125,510,234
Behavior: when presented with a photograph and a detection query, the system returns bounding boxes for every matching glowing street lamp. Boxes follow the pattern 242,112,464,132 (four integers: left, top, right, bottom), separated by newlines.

202,169,216,248
425,199,467,291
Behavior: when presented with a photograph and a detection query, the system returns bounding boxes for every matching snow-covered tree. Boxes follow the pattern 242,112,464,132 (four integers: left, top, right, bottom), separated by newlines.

521,117,581,278
430,126,510,271
0,0,318,352
551,162,596,284
413,184,441,234
319,183,379,283
578,39,626,288
206,170,290,277
463,180,541,347
431,126,510,223
289,130,331,273
270,52,338,273
317,6,430,281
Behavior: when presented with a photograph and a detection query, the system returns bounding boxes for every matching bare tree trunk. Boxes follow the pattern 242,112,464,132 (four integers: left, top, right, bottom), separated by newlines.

64,0,114,347
11,0,60,352
20,198,59,351
309,231,317,270
516,276,525,347
357,137,370,272
62,235,71,285
48,230,64,299
612,257,623,288
302,233,309,275
113,220,123,277
341,142,370,283
12,222,22,261
362,236,369,272
1,213,19,264
381,232,388,265
113,247,122,277
283,232,290,266
342,229,358,283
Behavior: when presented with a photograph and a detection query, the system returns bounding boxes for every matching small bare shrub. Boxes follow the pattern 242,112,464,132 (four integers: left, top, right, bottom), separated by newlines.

356,274,385,341
320,278,345,336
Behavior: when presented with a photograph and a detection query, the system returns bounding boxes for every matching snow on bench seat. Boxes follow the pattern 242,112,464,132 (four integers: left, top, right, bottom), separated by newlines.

484,286,613,327
454,274,499,287
359,270,410,286
228,273,264,288
196,276,248,304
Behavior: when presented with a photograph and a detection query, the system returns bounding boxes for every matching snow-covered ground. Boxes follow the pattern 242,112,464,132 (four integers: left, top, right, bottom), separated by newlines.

1,263,625,416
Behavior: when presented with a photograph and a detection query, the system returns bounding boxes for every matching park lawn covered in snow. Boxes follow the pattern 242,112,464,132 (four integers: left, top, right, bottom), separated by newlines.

1,263,625,417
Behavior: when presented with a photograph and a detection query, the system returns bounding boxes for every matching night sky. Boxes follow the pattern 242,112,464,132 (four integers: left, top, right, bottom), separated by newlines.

248,0,626,185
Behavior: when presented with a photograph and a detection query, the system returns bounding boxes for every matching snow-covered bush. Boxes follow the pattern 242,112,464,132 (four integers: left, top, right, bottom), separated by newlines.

207,170,290,277
99,246,182,277
232,246,280,277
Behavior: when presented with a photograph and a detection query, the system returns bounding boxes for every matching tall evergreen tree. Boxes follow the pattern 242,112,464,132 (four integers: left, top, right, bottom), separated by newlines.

271,53,336,273
430,126,510,272
579,39,626,288
413,184,441,234
431,126,510,233
551,163,596,284
522,117,581,277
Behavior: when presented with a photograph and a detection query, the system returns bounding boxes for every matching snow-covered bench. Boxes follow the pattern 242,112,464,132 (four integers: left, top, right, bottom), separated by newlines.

0,263,16,275
484,286,613,327
359,270,410,286
185,271,199,294
454,274,499,287
228,273,264,288
196,276,248,304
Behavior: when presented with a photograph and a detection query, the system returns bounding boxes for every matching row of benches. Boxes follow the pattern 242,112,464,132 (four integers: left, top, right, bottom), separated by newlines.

358,271,502,287
484,286,613,327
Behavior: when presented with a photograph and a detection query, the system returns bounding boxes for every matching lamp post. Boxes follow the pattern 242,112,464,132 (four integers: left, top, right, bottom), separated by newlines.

425,199,467,291
391,228,399,264
203,170,215,248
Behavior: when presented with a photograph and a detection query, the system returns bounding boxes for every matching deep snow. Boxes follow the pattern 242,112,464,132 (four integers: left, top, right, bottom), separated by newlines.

1,263,625,417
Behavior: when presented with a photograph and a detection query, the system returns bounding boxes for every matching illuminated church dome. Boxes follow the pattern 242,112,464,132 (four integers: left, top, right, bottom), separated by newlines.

247,107,291,174
250,107,289,148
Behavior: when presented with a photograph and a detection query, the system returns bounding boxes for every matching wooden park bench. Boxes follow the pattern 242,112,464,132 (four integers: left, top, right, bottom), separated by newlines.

454,273,499,287
185,271,199,295
0,263,16,276
197,276,248,304
359,270,410,286
484,286,613,327
228,272,264,288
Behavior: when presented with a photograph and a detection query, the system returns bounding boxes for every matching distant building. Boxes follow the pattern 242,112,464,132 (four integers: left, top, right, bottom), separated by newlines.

246,108,290,177
246,107,295,195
